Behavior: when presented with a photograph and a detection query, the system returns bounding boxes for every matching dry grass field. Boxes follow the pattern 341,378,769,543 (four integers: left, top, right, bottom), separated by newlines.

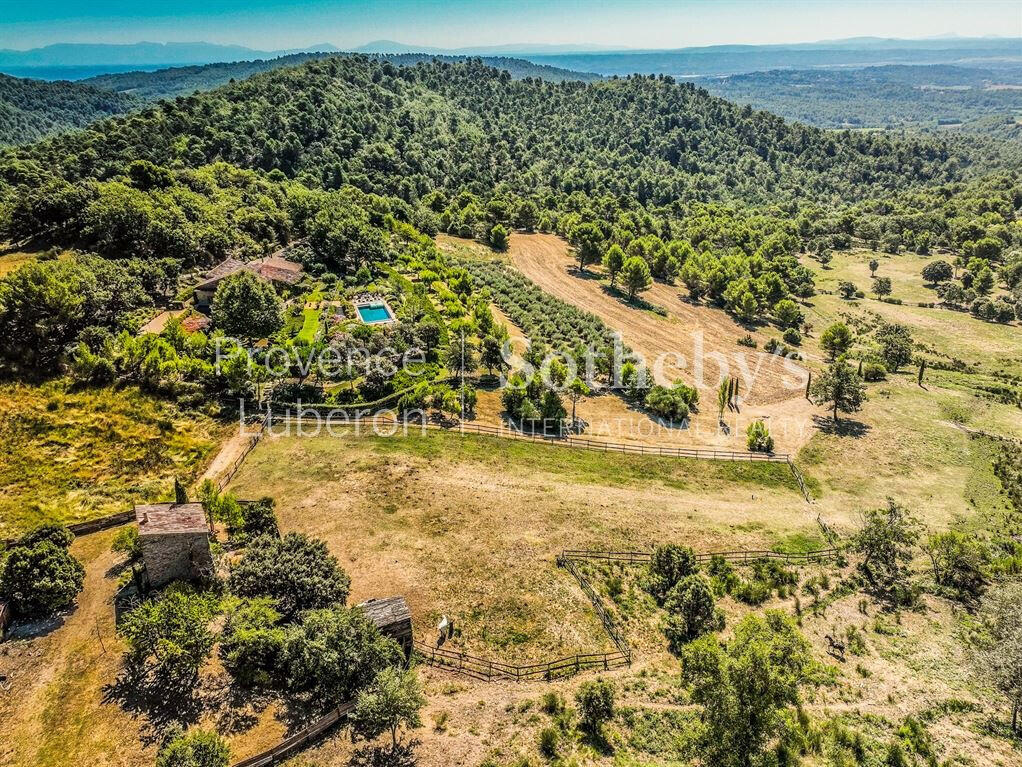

228,428,812,661
0,383,227,538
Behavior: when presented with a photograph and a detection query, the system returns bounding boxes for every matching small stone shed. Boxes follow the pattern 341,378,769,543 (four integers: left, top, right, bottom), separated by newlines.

358,596,413,657
134,503,214,588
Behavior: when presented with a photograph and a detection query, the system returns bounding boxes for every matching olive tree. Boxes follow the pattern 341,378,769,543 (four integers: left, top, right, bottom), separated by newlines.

852,499,921,605
875,322,914,371
575,678,615,736
971,583,1022,734
682,611,816,767
350,667,426,751
809,358,866,423
228,532,350,619
120,587,218,688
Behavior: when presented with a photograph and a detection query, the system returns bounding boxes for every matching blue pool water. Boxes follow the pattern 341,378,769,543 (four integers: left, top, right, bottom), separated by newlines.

356,303,394,324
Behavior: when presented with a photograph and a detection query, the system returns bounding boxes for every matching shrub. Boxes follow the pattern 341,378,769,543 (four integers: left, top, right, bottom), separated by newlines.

538,726,559,757
647,544,697,603
229,532,350,619
575,678,615,735
664,574,724,652
733,579,772,606
219,598,286,687
781,328,801,346
862,362,887,382
111,527,142,559
837,281,858,299
156,730,229,767
644,385,690,421
746,420,774,453
737,334,757,348
707,555,739,595
0,534,85,617
540,691,564,715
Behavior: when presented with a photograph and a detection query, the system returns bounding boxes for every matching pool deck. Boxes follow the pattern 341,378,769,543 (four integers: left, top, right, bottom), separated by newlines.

353,297,397,325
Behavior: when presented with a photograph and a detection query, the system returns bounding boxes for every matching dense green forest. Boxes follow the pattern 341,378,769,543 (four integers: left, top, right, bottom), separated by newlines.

3,56,1014,206
0,55,1019,381
0,53,600,145
0,73,140,145
84,52,600,101
698,65,1022,131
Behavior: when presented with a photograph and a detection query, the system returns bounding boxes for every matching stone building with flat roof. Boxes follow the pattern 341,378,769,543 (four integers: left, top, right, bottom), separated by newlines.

134,502,213,588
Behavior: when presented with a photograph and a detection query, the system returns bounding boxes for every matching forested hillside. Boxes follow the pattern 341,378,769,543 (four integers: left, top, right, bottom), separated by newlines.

698,65,1022,131
0,73,140,145
3,55,1012,208
84,52,600,101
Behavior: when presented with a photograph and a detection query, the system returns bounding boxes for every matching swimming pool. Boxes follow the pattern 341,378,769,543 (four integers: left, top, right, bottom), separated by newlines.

356,302,395,324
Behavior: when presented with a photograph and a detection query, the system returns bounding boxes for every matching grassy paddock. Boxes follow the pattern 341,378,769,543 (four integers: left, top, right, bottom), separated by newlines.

228,429,813,661
0,382,226,536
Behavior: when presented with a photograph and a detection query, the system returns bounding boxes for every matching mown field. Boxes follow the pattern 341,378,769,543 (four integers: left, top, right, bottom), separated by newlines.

0,383,226,537
227,428,813,662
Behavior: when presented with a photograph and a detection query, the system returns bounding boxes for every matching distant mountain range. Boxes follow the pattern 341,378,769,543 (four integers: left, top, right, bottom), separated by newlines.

352,40,616,55
0,41,341,79
2,37,1019,81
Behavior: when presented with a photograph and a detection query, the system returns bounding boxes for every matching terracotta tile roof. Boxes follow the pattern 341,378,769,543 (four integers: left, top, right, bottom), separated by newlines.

251,263,303,285
135,503,208,535
256,255,303,274
181,315,211,333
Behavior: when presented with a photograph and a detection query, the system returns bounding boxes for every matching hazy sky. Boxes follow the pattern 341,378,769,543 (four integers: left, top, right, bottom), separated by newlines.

1,0,1019,51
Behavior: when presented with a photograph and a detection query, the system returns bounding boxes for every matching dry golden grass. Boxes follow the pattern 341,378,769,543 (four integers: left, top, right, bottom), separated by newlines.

0,382,227,537
228,428,814,661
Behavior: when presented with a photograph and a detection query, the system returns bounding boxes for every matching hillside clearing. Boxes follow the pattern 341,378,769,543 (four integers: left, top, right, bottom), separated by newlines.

0,383,227,537
227,428,812,662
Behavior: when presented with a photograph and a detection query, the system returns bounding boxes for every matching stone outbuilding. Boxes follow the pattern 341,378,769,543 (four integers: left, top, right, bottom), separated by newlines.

134,502,214,588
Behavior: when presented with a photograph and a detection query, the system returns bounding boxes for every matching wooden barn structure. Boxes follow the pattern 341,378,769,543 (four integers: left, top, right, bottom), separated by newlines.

358,596,413,657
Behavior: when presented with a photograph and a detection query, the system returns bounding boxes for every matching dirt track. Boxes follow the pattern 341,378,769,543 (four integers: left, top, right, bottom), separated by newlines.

504,233,820,452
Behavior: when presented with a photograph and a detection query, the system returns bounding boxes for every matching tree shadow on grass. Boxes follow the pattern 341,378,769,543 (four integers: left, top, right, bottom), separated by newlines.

579,728,615,756
348,741,419,767
599,283,668,316
571,266,603,281
276,691,341,734
812,414,871,439
207,678,276,735
102,671,204,746
5,612,69,640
